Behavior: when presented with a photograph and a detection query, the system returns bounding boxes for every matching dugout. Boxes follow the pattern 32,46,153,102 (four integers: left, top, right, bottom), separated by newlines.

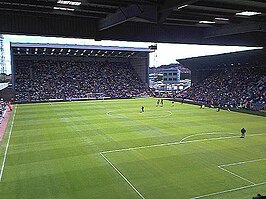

11,43,155,90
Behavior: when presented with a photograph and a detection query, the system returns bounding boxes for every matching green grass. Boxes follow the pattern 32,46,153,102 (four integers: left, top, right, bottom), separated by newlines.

0,98,265,199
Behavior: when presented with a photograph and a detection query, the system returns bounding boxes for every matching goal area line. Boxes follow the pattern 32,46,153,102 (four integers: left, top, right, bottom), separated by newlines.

100,133,265,199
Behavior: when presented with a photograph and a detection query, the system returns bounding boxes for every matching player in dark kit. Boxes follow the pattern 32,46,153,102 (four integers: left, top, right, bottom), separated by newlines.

160,99,164,107
156,99,160,107
141,106,144,113
240,128,246,138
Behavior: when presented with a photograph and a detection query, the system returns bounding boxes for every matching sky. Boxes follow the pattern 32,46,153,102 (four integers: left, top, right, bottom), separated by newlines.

1,34,263,74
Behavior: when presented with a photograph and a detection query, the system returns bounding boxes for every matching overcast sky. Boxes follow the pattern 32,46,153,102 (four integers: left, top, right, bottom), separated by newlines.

2,34,262,74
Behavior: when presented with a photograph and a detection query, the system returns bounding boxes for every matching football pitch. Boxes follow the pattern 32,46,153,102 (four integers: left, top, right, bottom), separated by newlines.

0,98,265,199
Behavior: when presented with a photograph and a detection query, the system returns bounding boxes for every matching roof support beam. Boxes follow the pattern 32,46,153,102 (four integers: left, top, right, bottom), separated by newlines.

158,0,199,24
208,0,266,9
204,22,266,38
98,4,156,31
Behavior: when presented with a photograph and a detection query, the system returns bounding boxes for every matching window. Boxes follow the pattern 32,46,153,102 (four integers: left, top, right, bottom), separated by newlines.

163,73,167,76
173,73,177,75
164,78,168,81
168,73,172,75
173,78,177,81
169,78,172,81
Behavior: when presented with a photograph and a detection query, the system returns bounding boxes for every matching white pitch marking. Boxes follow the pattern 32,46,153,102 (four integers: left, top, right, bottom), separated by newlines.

100,132,265,198
192,181,266,199
106,111,128,119
101,133,265,154
218,166,256,185
219,158,266,167
106,110,172,119
100,152,145,199
0,104,17,182
179,132,237,143
143,111,172,119
101,141,181,154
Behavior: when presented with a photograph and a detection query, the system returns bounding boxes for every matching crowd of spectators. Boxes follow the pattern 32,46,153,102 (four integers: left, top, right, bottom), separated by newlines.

178,66,266,111
15,60,151,102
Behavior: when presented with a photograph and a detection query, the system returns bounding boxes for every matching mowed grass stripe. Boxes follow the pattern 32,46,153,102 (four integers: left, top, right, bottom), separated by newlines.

0,98,265,199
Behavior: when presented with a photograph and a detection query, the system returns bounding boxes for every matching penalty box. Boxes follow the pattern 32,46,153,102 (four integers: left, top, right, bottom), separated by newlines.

100,138,266,199
218,158,266,185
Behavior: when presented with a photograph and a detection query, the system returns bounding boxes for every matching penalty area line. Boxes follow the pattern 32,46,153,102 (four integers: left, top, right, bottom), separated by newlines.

219,157,266,167
101,133,265,154
192,181,266,199
0,104,17,182
100,152,146,199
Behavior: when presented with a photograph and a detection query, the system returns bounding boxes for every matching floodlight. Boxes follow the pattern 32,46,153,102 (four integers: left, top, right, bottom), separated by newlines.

57,0,81,6
215,17,229,21
199,20,215,24
236,11,261,16
177,4,188,10
53,7,75,11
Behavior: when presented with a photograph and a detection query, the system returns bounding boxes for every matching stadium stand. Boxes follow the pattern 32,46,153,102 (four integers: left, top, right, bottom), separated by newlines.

14,60,151,102
179,66,266,111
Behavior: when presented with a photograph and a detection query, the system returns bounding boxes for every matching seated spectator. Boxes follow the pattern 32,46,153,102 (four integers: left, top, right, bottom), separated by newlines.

178,66,266,111
14,60,151,102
